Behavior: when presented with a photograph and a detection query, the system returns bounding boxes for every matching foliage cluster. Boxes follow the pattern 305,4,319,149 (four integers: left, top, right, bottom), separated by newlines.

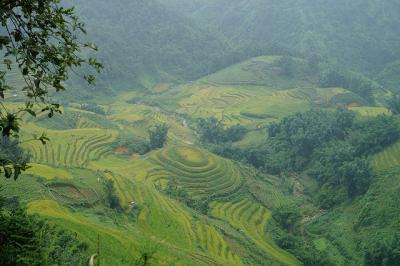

0,136,30,180
80,103,106,115
275,56,295,77
113,123,169,156
197,117,247,144
0,194,88,265
318,68,380,103
269,204,334,265
103,179,121,210
364,232,400,266
0,0,100,179
214,109,400,206
163,0,400,75
148,123,169,150
163,179,209,214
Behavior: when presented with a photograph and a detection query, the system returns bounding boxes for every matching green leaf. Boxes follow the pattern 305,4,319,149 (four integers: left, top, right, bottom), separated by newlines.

3,59,12,70
4,167,12,179
25,109,36,117
38,133,50,145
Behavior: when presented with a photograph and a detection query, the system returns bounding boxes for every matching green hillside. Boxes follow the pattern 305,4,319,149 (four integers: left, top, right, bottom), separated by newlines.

0,96,301,265
2,1,400,265
68,0,233,90
161,0,400,75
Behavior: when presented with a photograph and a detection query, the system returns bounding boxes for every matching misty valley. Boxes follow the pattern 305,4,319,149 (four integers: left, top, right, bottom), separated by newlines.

1,1,400,265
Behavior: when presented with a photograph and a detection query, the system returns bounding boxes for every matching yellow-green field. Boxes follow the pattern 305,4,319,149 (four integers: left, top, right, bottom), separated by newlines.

148,146,244,199
0,101,297,265
210,199,299,266
2,56,369,265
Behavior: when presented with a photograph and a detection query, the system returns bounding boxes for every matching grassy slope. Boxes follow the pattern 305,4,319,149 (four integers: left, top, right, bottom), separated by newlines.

1,99,300,265
295,110,400,266
1,55,385,265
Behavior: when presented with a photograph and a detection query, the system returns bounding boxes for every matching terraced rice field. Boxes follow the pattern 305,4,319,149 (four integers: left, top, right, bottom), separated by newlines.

210,199,299,266
46,181,100,206
148,146,245,200
128,181,239,265
373,141,400,171
25,128,117,167
25,163,74,180
201,56,316,89
180,86,253,111
108,103,196,143
176,83,310,128
122,167,244,265
194,222,242,265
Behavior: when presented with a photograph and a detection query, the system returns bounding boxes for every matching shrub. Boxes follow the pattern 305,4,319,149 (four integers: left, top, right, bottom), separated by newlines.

197,118,247,144
148,123,169,149
103,179,121,210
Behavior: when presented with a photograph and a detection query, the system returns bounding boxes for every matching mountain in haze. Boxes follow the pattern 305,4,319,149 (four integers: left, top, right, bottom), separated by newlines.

69,0,400,91
70,0,234,89
159,0,400,75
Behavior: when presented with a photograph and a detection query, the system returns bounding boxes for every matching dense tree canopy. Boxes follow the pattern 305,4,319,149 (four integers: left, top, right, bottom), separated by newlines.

0,0,101,178
148,123,169,150
212,109,400,206
197,117,246,144
364,233,400,266
0,194,88,265
161,0,400,75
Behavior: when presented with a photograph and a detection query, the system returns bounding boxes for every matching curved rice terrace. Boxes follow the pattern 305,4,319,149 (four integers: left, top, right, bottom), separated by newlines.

2,1,399,264
148,146,245,200
5,73,343,265
175,84,321,129
108,171,242,265
24,128,117,167
194,222,243,266
137,145,300,264
3,79,341,265
210,199,299,266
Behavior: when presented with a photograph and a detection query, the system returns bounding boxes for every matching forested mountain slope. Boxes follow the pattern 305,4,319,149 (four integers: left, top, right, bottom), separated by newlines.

70,0,233,89
160,0,400,74
2,1,400,265
68,0,400,90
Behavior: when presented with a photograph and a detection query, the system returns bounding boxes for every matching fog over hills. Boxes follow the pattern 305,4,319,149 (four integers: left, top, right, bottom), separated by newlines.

1,1,400,265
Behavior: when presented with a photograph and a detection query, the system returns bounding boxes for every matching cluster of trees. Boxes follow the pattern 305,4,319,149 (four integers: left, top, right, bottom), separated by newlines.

113,123,169,155
69,0,236,88
0,137,30,180
275,56,295,77
364,233,400,266
271,204,334,265
197,117,247,144
214,109,400,206
387,94,400,115
103,179,121,210
0,194,88,265
318,68,380,103
270,110,399,205
80,103,106,115
0,1,101,264
148,124,169,150
163,0,400,75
